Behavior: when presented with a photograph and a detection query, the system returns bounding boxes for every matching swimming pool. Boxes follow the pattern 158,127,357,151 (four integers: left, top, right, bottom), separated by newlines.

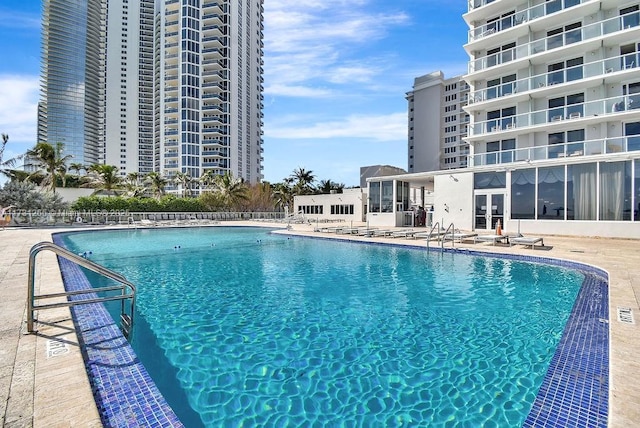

56,227,608,426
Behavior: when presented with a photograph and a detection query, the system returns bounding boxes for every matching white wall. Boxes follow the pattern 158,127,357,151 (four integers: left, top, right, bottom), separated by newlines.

294,188,364,222
433,172,474,230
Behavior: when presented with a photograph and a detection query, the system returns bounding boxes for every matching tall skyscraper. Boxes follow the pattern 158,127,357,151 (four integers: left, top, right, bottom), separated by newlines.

39,0,264,187
38,0,106,167
157,0,265,190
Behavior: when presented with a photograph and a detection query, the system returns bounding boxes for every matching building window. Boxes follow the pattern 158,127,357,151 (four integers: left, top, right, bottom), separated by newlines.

548,93,584,121
621,43,639,70
486,42,515,67
487,106,516,131
547,57,583,85
486,74,516,99
547,22,581,50
548,129,584,158
538,166,565,219
621,5,640,29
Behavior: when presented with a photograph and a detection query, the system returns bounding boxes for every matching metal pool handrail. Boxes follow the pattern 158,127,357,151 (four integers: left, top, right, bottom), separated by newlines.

27,241,136,339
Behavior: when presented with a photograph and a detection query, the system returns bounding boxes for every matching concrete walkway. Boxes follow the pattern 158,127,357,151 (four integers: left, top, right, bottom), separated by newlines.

0,224,638,426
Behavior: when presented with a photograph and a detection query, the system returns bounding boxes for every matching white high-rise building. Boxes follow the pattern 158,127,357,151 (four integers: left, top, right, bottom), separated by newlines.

156,0,265,190
40,0,264,187
104,0,155,176
407,72,470,173
461,0,640,234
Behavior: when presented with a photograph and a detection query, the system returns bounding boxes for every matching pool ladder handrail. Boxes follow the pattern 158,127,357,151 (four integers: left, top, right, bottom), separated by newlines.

442,223,456,249
27,241,136,339
425,221,441,249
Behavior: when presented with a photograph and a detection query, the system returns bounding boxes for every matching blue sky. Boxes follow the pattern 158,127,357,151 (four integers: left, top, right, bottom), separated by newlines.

0,0,468,187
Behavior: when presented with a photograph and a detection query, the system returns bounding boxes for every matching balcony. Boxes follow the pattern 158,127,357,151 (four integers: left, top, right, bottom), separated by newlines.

468,10,640,74
467,0,589,42
471,136,640,167
470,94,640,137
468,53,640,105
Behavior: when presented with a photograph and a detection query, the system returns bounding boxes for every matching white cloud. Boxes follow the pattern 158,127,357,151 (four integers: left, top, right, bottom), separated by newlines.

0,74,39,153
263,0,410,97
265,112,407,142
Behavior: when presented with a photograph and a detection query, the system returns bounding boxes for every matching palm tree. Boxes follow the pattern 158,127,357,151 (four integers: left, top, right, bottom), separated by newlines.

290,167,315,195
199,169,218,191
144,171,168,199
173,171,194,197
69,162,85,176
0,134,23,179
212,172,248,209
83,164,122,194
123,172,145,197
26,142,72,193
272,181,294,213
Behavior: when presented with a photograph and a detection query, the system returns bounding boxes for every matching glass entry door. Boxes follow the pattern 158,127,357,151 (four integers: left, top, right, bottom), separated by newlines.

474,193,504,231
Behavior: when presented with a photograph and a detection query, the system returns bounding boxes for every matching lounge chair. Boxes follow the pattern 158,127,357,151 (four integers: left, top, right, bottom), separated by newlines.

391,229,416,238
443,232,478,243
510,236,544,249
356,228,377,236
474,234,509,245
413,230,446,240
371,229,395,237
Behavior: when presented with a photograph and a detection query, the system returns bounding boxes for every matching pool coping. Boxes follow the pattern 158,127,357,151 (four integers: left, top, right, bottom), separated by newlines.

52,228,609,427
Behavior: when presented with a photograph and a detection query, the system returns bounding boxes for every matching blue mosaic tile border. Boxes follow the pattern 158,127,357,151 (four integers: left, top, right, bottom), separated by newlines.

52,230,609,427
52,234,184,428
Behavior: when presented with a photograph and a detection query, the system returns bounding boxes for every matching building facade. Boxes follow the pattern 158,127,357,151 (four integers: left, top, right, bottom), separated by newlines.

407,72,470,173
368,0,640,238
156,0,265,191
39,0,264,187
38,0,106,167
104,0,155,176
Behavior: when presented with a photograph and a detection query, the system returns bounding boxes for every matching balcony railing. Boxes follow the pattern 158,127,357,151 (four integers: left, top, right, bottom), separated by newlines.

471,136,640,166
468,0,586,42
469,10,639,73
471,94,640,136
469,53,640,104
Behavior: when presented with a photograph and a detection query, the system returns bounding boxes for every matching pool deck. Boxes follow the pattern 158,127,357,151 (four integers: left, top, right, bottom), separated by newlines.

0,222,638,427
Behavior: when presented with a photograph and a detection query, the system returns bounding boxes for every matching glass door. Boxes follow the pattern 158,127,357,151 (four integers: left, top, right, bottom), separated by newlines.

475,193,505,231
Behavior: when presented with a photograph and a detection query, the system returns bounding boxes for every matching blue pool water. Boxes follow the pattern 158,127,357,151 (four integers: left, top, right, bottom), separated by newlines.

61,227,584,426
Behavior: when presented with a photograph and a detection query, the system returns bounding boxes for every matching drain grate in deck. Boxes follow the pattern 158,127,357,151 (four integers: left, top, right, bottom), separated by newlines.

617,307,635,325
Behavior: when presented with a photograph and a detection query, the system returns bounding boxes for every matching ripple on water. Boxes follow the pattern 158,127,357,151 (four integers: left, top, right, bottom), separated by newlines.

62,228,584,426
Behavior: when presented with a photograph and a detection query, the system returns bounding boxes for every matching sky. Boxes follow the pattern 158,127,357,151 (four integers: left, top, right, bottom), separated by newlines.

0,0,469,188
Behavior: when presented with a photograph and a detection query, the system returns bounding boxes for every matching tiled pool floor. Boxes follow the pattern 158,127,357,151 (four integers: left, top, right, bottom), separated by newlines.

1,223,639,426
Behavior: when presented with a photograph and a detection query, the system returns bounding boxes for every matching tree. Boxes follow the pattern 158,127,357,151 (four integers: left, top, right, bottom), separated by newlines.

69,162,85,176
124,172,145,197
211,172,248,209
199,169,218,192
272,180,294,213
0,134,23,179
26,142,72,193
290,167,315,195
0,180,68,212
317,179,345,194
83,164,122,194
173,171,194,197
144,171,168,199
242,181,276,211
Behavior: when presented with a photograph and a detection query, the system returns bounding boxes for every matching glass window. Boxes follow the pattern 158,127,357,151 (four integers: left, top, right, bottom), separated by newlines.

511,168,536,219
621,5,640,29
474,172,506,189
381,181,393,212
625,121,640,151
599,161,631,221
538,166,565,219
369,182,380,213
567,163,596,220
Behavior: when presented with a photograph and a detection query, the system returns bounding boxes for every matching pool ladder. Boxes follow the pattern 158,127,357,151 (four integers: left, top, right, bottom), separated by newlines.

425,222,456,250
27,241,136,340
